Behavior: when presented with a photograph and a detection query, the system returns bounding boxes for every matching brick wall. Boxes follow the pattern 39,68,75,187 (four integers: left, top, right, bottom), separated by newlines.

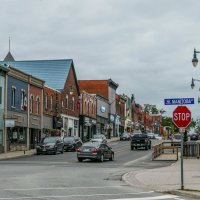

29,85,43,115
78,80,108,99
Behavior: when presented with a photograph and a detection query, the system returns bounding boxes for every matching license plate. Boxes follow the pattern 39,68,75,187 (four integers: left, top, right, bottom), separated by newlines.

83,149,90,152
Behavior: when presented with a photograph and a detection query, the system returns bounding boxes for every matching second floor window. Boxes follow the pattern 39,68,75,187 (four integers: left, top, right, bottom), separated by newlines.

72,97,75,111
36,97,40,114
66,95,68,109
30,95,33,113
11,86,16,107
50,96,53,111
45,94,48,110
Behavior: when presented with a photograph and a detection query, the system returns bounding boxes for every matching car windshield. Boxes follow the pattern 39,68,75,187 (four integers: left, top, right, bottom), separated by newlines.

82,142,100,148
42,137,57,143
148,133,154,136
93,135,103,139
133,133,142,137
64,137,75,142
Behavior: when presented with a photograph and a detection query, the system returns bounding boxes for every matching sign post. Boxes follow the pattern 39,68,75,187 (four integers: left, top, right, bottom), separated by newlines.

172,105,192,190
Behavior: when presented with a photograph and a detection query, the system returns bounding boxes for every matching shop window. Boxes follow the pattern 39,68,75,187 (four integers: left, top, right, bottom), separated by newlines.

0,130,3,145
9,128,26,144
0,87,2,105
11,86,16,107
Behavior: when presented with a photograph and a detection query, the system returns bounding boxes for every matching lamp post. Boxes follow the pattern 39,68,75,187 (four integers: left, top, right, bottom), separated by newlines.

192,48,200,67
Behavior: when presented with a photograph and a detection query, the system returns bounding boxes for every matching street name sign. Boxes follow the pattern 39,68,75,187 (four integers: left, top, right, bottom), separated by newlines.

172,106,192,128
164,98,194,105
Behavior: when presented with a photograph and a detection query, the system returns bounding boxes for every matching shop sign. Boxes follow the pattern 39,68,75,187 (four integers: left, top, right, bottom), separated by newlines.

5,119,15,127
100,106,106,113
110,115,115,122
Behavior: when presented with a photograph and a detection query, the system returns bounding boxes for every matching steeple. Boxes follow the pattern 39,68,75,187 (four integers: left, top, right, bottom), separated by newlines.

3,37,15,62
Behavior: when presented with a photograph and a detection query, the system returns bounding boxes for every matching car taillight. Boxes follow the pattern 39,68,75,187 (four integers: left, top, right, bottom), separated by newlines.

91,148,100,154
76,148,80,153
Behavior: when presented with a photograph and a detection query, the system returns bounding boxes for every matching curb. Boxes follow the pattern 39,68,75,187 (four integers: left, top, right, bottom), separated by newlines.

0,151,36,161
166,190,200,199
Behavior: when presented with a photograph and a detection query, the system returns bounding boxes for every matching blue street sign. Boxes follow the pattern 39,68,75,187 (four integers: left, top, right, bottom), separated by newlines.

164,98,195,105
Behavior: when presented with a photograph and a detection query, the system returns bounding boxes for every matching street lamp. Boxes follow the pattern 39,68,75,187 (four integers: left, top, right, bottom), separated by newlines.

192,48,200,67
191,77,200,89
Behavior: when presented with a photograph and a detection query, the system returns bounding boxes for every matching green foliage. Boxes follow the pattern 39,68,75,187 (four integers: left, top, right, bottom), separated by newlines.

162,116,196,132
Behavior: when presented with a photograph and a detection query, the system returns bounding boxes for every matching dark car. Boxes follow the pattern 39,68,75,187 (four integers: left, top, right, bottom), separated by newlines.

63,136,82,151
131,133,151,150
76,142,114,162
36,136,64,155
190,133,199,141
120,132,131,141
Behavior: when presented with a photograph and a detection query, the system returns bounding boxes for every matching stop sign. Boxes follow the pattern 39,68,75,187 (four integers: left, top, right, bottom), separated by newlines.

173,106,192,128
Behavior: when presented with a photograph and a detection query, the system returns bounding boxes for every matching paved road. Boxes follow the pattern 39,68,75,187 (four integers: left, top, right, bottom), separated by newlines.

0,140,194,200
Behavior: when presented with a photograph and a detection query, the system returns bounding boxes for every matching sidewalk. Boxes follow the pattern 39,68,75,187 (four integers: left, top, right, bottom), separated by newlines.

0,149,36,160
123,157,200,199
0,137,119,161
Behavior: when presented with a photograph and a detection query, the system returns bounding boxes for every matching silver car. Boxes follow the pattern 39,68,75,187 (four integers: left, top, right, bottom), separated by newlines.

90,134,107,144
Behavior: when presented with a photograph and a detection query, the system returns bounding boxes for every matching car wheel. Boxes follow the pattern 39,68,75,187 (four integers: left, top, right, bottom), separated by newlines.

131,146,134,150
100,154,104,162
109,153,114,161
145,145,148,150
54,148,57,155
60,148,64,154
78,158,83,162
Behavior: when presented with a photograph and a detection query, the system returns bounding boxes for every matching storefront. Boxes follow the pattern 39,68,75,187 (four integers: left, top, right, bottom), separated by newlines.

79,116,96,142
61,114,79,137
5,111,28,152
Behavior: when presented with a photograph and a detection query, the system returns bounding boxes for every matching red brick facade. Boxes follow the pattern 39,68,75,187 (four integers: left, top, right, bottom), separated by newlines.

78,80,108,99
61,66,80,118
29,85,43,115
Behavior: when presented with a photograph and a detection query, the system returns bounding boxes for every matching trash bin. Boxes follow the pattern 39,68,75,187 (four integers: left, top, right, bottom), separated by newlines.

184,141,197,157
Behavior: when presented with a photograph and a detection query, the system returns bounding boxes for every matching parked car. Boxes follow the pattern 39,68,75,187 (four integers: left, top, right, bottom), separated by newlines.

36,136,64,155
90,134,107,143
171,133,181,146
63,136,83,151
130,133,151,150
76,142,114,162
154,134,163,140
147,132,155,139
190,133,199,141
120,132,131,140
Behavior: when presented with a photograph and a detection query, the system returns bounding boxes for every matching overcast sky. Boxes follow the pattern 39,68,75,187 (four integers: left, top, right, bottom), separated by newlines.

1,0,200,119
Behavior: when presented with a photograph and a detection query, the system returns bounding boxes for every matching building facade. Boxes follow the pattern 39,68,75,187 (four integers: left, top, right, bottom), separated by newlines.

0,64,9,153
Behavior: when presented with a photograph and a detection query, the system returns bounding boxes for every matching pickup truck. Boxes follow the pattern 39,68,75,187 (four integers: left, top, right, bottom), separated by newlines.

131,133,151,150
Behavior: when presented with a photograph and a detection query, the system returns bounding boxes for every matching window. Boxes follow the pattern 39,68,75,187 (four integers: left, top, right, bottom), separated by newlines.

91,103,93,114
66,95,68,109
50,96,53,111
20,90,25,110
36,97,40,114
62,100,64,108
72,97,75,111
0,87,2,105
45,94,48,110
84,101,87,113
11,86,16,107
88,102,90,114
30,95,33,113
